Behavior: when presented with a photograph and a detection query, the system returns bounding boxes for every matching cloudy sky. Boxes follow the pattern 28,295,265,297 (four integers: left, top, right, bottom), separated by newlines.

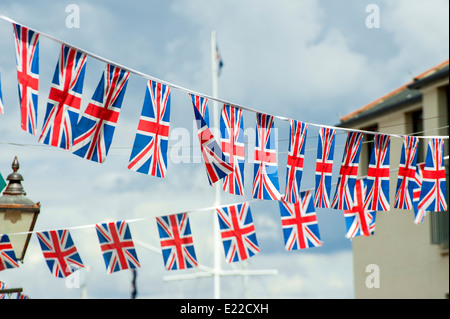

0,0,448,299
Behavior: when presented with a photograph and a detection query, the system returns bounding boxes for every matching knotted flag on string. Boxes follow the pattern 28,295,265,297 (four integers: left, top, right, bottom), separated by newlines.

418,138,447,212
364,134,391,211
71,64,129,163
331,131,363,210
156,213,198,271
220,104,245,195
38,45,87,150
283,120,307,203
393,136,419,210
216,202,259,263
0,234,20,272
252,113,280,200
95,221,140,274
190,94,233,185
314,127,336,208
12,23,39,135
278,190,322,251
190,93,209,127
36,229,84,278
344,179,376,238
413,163,428,224
128,80,171,178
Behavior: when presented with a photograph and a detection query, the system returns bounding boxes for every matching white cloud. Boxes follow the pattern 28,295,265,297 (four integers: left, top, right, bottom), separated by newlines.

382,0,449,71
0,0,448,300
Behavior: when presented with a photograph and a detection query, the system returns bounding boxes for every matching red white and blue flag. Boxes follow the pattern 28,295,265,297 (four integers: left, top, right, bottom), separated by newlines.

0,234,20,271
418,138,447,212
216,202,259,263
344,179,376,238
16,292,30,299
190,93,209,126
36,229,84,278
191,95,233,185
38,45,87,150
72,64,129,163
128,80,171,178
364,134,391,211
278,190,322,251
412,163,428,224
12,23,39,135
283,120,308,203
393,136,419,210
0,281,7,299
156,213,198,271
252,113,280,200
95,221,140,274
314,127,336,208
220,104,245,195
331,131,363,210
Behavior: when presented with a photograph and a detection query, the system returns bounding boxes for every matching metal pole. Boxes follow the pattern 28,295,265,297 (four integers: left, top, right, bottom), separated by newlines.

211,30,222,300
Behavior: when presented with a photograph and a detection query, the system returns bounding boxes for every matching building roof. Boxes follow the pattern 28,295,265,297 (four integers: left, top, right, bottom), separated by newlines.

339,60,449,127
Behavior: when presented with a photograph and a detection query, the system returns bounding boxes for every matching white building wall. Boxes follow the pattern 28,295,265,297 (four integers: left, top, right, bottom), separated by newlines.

351,81,449,298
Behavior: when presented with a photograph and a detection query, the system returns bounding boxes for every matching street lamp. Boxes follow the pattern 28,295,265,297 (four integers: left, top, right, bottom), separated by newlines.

0,156,40,262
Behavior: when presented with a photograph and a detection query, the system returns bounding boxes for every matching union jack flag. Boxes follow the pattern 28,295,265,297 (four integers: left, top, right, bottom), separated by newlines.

314,127,336,208
278,190,323,250
418,138,447,212
71,64,129,163
364,134,391,211
191,95,233,185
190,93,209,126
216,202,259,263
156,213,198,270
220,104,245,195
38,45,87,150
252,113,280,200
0,281,7,299
0,234,19,271
12,23,39,135
128,80,171,178
95,221,140,274
412,163,428,224
16,292,30,299
36,229,84,278
283,120,308,203
393,136,419,210
344,179,376,238
331,131,363,210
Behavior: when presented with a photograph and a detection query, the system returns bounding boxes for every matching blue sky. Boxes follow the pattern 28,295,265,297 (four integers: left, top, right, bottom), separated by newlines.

0,0,448,299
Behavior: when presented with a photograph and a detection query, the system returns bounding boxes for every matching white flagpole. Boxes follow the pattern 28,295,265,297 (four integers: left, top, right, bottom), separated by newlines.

211,30,222,299
154,32,277,299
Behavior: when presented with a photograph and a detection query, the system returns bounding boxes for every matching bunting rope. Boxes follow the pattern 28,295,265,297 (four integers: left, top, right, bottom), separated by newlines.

0,13,448,141
4,155,448,237
0,14,448,281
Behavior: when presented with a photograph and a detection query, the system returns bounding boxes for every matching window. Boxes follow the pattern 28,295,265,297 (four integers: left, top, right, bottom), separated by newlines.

410,109,425,163
430,85,449,250
359,125,378,176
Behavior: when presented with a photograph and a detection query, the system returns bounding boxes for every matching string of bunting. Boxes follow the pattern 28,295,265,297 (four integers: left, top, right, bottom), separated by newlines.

0,15,448,284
